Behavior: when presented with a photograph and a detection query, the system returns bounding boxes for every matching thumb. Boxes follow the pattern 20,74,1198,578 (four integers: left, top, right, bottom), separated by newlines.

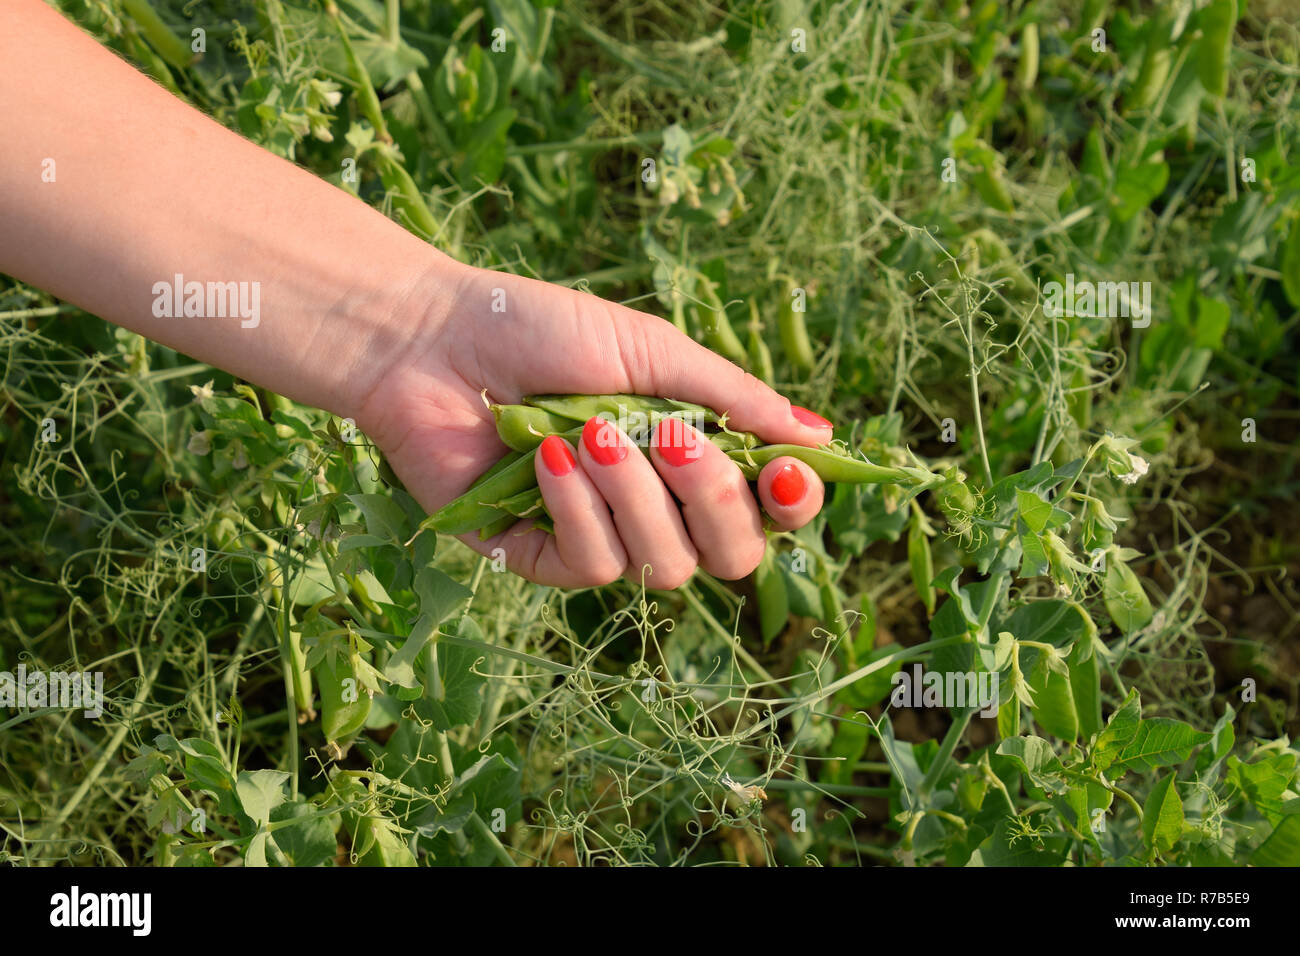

616,302,834,446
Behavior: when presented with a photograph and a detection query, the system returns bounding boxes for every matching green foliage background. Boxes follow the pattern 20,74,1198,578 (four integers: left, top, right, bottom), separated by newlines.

1,0,1298,866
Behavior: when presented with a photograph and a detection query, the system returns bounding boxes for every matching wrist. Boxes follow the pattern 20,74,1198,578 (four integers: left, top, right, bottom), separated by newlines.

347,250,470,444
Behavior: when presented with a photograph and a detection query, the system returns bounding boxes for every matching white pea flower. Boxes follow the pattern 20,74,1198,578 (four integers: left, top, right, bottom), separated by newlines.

1120,454,1148,484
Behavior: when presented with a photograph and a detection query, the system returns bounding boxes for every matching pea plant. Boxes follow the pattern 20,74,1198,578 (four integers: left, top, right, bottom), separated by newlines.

3,0,1296,867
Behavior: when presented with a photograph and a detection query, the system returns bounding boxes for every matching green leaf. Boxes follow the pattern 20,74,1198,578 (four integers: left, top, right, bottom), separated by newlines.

348,493,410,544
414,566,473,627
1111,718,1212,774
777,552,823,618
1195,704,1236,775
456,751,521,823
1142,773,1183,853
459,106,516,186
996,735,1066,793
822,718,872,786
1226,753,1297,825
969,816,1067,866
1018,524,1049,578
270,800,338,867
1092,687,1141,771
1251,814,1300,867
997,694,1020,740
1111,159,1169,223
1015,489,1053,533
236,769,289,825
427,634,487,731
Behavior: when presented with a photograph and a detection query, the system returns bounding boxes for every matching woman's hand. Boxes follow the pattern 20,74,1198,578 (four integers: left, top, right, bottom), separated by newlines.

358,263,834,589
0,2,829,591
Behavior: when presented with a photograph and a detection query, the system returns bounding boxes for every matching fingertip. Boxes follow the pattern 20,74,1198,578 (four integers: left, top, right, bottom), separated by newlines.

758,456,824,530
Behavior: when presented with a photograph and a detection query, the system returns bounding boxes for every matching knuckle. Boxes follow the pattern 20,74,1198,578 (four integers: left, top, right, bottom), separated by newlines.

713,481,743,507
709,537,766,581
647,556,696,590
583,556,626,588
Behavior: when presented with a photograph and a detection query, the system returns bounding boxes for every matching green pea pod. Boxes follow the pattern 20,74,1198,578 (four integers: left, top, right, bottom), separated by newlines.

908,509,935,615
493,486,545,518
707,429,757,453
1068,633,1103,739
1028,656,1078,741
1282,218,1300,307
754,548,789,647
492,403,574,451
778,286,815,370
329,6,389,140
1080,0,1108,33
972,163,1015,212
694,276,748,367
1015,23,1039,90
122,0,195,72
1127,13,1173,112
1197,0,1236,99
1103,558,1154,635
1081,124,1110,182
423,445,553,535
525,394,718,427
123,23,182,96
378,154,440,239
746,300,776,385
470,449,523,488
316,653,371,743
670,292,689,333
726,444,908,483
478,512,518,541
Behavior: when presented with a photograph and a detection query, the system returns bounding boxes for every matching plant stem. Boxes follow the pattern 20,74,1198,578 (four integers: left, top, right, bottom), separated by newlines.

918,707,974,798
467,811,517,866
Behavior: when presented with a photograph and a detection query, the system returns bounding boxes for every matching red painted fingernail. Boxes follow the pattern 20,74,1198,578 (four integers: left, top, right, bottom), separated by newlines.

654,416,701,467
582,417,627,466
792,405,832,430
539,435,576,476
770,463,806,506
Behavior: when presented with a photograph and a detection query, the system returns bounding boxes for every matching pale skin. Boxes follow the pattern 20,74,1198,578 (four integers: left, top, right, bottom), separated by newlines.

1,0,831,589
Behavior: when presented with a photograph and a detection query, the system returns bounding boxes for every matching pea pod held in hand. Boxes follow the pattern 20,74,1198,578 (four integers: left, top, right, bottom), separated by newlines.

421,395,937,537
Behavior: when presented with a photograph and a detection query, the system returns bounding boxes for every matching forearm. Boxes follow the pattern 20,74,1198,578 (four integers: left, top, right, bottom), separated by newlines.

0,0,459,421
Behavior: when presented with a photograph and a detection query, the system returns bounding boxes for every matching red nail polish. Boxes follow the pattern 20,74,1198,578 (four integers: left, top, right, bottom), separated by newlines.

792,405,832,430
582,417,627,466
654,416,701,467
770,463,806,506
539,435,576,476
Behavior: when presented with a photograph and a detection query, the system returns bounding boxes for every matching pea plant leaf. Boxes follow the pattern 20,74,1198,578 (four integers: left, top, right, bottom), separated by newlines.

385,566,474,690
1141,773,1184,853
236,769,290,825
426,621,488,731
996,735,1067,794
1091,687,1142,771
1226,753,1298,825
1015,489,1053,533
348,492,410,544
269,800,338,868
1251,814,1300,867
1110,718,1212,774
